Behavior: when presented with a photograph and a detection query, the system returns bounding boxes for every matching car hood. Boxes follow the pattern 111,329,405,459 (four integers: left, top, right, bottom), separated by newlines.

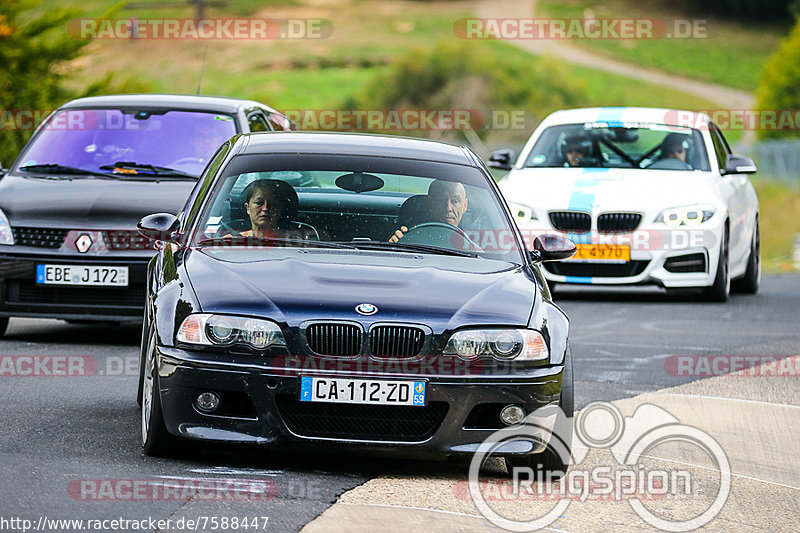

499,168,720,215
0,173,195,228
184,249,536,332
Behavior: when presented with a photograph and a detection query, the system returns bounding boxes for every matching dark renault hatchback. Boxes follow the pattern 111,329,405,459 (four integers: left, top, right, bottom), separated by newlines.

0,94,295,335
138,132,576,472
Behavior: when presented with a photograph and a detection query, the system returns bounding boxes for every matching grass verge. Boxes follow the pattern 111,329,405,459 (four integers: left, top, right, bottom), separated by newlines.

538,0,786,92
754,180,800,272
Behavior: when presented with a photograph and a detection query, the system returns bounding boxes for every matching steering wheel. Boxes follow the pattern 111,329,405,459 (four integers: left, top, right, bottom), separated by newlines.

401,222,481,250
209,220,240,239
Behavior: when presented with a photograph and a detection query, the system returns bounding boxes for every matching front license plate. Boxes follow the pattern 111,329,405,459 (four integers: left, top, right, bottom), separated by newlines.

571,244,630,262
36,264,129,287
299,376,426,406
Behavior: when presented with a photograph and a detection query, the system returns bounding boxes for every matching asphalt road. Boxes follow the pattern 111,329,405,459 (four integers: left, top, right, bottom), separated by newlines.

0,273,797,532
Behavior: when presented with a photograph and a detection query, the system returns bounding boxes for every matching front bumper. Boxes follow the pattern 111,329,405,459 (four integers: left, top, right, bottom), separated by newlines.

155,346,565,459
538,224,723,288
0,252,150,320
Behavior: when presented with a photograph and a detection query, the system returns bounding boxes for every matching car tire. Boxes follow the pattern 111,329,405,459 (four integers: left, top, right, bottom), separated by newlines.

136,318,149,407
141,328,177,456
703,225,729,302
507,344,574,478
732,219,760,295
0,317,8,337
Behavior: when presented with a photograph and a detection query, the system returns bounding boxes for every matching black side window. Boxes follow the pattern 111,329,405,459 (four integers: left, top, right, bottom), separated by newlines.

709,123,731,171
247,112,269,132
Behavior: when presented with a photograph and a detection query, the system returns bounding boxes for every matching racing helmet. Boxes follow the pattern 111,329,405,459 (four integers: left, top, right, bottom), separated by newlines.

560,133,593,161
660,132,691,157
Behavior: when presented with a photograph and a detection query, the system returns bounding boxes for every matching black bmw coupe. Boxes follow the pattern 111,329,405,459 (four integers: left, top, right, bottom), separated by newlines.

137,131,576,473
0,94,295,336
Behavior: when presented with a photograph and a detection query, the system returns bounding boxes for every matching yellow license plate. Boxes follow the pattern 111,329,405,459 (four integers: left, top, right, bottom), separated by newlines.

572,244,630,262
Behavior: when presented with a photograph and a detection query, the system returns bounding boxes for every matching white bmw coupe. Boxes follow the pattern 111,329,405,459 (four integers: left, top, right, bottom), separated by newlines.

491,107,760,301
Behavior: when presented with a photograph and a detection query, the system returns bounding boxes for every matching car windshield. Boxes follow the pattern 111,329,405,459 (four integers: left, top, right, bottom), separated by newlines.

192,154,524,263
524,122,710,171
15,109,237,178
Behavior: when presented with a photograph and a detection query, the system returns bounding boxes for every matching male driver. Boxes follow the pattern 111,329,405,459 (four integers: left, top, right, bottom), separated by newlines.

648,132,693,170
661,133,689,162
562,135,591,167
389,179,468,243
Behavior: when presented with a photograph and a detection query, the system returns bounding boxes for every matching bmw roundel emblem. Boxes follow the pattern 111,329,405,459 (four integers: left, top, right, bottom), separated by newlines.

355,303,378,316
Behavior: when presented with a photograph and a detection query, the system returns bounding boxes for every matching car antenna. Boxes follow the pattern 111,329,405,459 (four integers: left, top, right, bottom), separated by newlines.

196,44,209,95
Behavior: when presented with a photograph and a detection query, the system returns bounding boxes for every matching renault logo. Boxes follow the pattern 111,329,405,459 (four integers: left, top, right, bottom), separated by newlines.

75,233,93,253
355,303,378,316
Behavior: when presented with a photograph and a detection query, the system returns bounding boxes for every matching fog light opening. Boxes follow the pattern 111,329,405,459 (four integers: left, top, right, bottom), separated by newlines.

499,404,526,426
195,392,221,413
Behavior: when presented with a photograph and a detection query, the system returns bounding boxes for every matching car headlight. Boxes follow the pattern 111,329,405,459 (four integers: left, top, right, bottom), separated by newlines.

177,314,286,350
654,205,715,227
507,202,538,224
443,328,548,362
0,208,14,245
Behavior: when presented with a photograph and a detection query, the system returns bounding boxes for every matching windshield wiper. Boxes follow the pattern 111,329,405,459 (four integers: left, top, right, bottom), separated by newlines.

18,163,117,179
339,240,480,257
99,161,198,179
197,236,356,249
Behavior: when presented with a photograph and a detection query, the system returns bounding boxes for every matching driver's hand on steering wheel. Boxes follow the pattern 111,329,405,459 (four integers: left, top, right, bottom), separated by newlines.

388,226,408,243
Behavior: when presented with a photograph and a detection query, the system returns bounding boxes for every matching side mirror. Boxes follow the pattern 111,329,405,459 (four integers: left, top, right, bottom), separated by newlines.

529,234,576,262
487,148,514,170
138,213,181,244
0,161,6,178
723,154,757,175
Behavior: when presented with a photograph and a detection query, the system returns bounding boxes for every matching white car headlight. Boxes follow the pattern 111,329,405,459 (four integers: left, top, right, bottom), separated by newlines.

177,314,286,350
0,208,14,245
507,201,538,224
654,205,715,227
443,328,548,362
